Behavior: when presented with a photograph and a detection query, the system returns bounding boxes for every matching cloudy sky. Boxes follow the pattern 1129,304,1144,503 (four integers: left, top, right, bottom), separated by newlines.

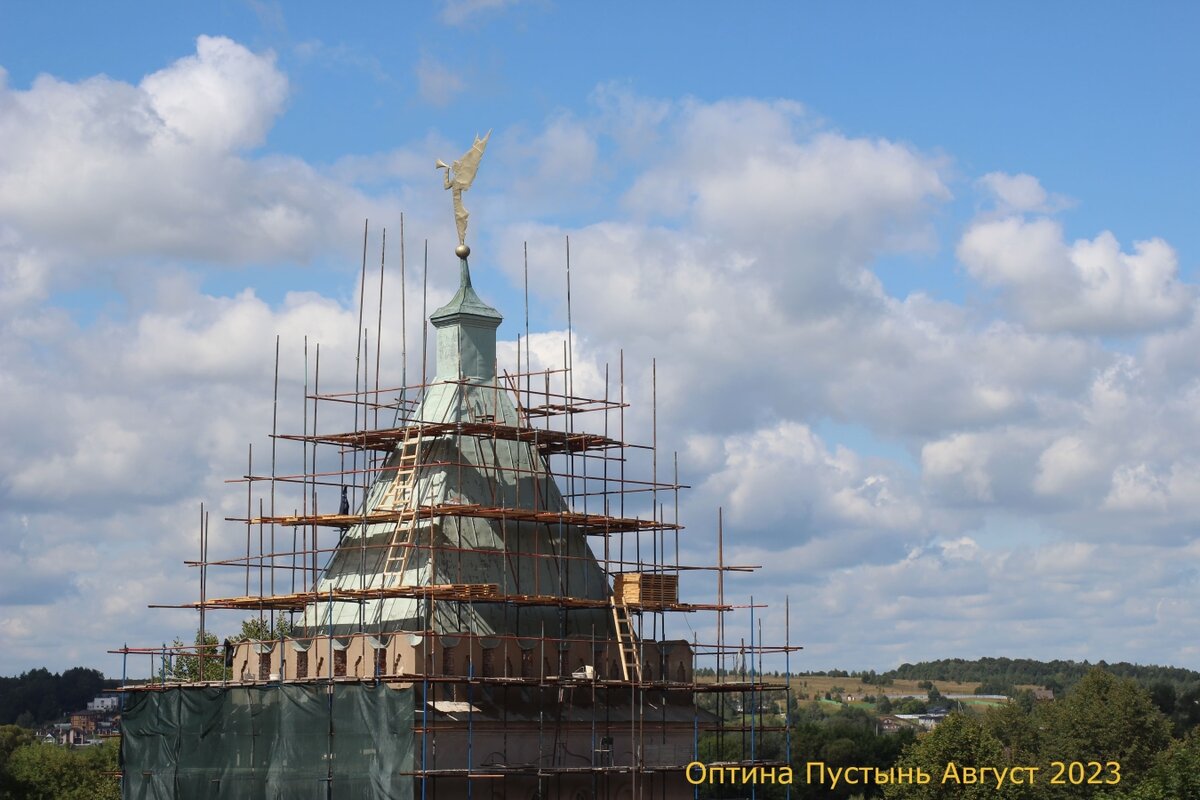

1,2,1198,677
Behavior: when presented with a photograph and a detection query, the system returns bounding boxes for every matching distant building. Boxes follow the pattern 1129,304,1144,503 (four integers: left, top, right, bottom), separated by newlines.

87,695,119,712
878,715,913,734
894,710,950,731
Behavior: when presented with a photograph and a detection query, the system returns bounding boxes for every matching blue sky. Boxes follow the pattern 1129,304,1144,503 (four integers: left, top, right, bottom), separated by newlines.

1,1,1198,676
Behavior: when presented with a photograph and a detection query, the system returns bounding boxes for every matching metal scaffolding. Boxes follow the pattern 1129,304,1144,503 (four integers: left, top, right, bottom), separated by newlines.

116,224,802,799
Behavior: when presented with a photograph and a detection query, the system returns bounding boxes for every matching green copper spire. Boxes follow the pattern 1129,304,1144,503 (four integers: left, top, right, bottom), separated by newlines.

429,257,502,381
430,257,502,325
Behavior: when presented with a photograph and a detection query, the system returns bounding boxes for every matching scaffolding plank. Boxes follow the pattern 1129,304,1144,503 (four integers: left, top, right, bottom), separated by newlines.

242,503,678,534
155,585,721,614
278,421,623,456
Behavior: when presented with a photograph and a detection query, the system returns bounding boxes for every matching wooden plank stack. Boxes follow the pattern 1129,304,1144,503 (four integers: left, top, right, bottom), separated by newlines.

613,573,678,607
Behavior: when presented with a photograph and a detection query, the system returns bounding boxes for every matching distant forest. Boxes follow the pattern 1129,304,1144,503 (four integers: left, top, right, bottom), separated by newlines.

0,668,120,727
792,657,1200,735
884,656,1200,693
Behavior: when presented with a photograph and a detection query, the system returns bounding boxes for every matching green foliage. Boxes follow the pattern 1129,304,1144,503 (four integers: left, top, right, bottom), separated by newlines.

1123,729,1200,800
976,678,1014,696
165,631,227,682
0,725,35,798
883,713,1021,800
236,616,295,642
1013,688,1036,713
0,668,111,726
892,697,928,715
1147,681,1175,715
1037,669,1171,796
888,657,1200,700
883,667,1173,799
4,740,119,800
790,706,915,799
166,617,297,683
980,701,1041,761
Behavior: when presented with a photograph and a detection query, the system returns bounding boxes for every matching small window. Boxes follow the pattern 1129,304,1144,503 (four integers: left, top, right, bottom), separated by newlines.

374,648,387,676
481,649,494,678
442,648,456,700
296,651,309,679
521,650,533,678
334,649,347,677
258,653,271,680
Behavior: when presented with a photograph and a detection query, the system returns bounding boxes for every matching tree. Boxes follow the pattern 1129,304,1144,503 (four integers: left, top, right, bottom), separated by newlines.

1125,730,1200,800
893,697,928,715
980,702,1040,763
165,631,227,683
166,617,297,683
882,713,1025,800
1149,681,1177,716
876,695,893,714
5,740,119,800
237,616,295,642
1035,668,1172,800
0,725,35,798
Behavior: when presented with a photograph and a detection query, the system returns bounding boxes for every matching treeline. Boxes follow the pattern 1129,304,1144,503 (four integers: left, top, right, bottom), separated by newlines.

883,670,1200,799
885,656,1200,691
0,726,118,800
0,668,117,727
698,703,916,799
699,668,1200,798
884,657,1200,732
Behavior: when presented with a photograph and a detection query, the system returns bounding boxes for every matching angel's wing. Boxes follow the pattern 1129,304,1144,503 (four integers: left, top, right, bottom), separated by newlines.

450,130,491,190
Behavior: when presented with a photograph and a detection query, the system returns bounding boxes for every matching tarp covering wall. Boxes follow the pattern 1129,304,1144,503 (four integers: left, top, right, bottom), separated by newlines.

121,684,413,800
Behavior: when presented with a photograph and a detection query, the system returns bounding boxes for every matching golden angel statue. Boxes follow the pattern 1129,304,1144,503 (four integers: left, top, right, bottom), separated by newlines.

436,131,491,255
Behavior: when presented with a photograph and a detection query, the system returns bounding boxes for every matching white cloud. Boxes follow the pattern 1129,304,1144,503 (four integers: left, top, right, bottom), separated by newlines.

3,45,1200,678
922,432,999,503
691,422,924,547
494,116,600,216
439,0,519,26
141,35,288,152
958,216,1193,334
0,35,388,278
977,171,1069,215
415,54,465,107
725,530,1200,670
621,100,950,294
1033,435,1107,498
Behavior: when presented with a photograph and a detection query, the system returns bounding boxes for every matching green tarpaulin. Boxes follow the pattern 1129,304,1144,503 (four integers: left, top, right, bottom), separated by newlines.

121,684,413,799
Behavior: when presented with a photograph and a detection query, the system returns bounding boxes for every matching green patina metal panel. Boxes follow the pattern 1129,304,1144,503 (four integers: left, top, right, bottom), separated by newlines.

301,267,614,640
121,684,413,800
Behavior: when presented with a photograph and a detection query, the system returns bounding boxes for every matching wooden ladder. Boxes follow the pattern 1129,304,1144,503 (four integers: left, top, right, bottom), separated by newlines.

612,599,642,682
380,427,423,585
